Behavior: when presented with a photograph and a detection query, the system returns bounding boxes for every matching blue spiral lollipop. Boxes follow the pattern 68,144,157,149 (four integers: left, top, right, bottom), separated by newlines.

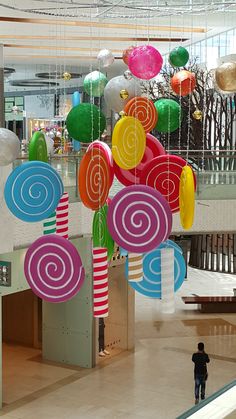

125,239,186,298
4,161,64,222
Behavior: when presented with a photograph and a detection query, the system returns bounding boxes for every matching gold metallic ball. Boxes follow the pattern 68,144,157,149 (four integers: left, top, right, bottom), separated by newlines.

215,62,236,93
119,111,127,118
192,110,203,120
119,89,129,100
63,71,72,81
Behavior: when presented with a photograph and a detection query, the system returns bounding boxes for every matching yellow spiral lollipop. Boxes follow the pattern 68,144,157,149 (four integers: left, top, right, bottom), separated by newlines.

112,116,146,170
179,166,195,230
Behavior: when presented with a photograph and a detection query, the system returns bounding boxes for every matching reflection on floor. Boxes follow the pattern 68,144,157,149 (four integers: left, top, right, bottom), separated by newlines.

1,266,236,418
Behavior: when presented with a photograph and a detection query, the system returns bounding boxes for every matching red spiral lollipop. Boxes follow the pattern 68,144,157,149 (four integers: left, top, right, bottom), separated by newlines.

114,133,166,186
124,97,158,133
79,148,110,211
140,154,193,213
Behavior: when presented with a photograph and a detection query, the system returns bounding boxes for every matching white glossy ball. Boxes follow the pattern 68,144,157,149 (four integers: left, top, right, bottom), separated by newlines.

97,49,114,68
104,75,141,113
0,128,20,166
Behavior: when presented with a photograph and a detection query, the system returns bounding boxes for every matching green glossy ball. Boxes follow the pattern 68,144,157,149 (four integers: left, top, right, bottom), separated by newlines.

66,103,106,143
154,99,182,133
83,71,108,97
169,46,189,68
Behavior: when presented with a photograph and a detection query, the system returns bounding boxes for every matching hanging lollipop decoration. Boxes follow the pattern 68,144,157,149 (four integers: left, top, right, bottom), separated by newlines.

92,204,114,261
112,116,146,170
114,133,165,186
87,140,114,188
140,154,195,213
83,71,108,97
125,240,186,298
107,185,172,254
29,131,48,163
179,166,195,230
169,46,189,68
124,97,158,133
72,91,80,107
128,253,143,283
66,103,106,142
93,247,109,318
79,148,110,211
43,212,56,236
56,192,69,239
128,45,163,80
4,161,64,222
0,128,20,166
171,70,196,97
24,234,85,303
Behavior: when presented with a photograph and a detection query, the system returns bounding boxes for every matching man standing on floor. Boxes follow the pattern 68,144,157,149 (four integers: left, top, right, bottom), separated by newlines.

192,342,210,405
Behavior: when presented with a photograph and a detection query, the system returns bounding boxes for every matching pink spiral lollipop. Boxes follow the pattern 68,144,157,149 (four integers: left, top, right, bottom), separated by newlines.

107,185,172,253
24,235,85,303
114,133,166,186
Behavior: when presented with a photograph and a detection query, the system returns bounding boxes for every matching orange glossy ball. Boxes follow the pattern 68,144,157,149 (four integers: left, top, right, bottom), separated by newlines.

171,70,196,96
122,46,135,65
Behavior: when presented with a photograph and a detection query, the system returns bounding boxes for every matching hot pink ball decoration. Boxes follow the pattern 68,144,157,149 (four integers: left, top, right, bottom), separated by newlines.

128,45,163,80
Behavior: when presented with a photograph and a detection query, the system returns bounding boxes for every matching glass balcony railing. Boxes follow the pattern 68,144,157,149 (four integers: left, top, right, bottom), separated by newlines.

177,379,236,419
14,149,236,203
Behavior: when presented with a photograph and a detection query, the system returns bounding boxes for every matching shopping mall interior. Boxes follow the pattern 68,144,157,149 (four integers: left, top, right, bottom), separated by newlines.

0,1,236,418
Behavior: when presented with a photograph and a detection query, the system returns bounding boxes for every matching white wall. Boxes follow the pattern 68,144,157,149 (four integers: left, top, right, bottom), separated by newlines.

24,94,55,119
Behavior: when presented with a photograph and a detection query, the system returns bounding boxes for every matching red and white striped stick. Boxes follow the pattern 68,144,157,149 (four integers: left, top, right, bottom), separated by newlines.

93,247,108,318
56,192,69,239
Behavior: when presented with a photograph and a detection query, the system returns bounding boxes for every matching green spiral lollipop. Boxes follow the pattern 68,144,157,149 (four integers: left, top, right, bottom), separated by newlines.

92,204,114,261
29,131,48,163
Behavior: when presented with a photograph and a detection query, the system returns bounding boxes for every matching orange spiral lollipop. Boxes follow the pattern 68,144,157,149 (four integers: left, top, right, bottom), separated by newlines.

79,148,110,211
124,97,158,133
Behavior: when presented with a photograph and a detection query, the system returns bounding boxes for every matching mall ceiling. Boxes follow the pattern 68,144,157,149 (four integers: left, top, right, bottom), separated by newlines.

0,0,235,68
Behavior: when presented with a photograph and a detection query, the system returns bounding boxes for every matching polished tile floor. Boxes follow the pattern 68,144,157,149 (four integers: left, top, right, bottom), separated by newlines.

1,266,236,419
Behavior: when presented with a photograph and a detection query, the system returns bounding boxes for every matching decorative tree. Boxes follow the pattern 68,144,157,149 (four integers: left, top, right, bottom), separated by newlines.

142,60,236,170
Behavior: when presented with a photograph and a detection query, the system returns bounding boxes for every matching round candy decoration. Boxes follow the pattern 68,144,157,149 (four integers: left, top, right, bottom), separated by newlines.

122,46,135,65
112,116,146,170
169,46,189,68
114,133,165,186
179,165,195,230
107,184,172,253
29,131,48,163
87,140,114,188
4,161,64,222
124,97,158,133
97,49,114,68
171,70,196,97
79,147,110,211
92,204,114,261
215,62,236,93
0,128,20,166
154,99,182,133
128,45,163,80
140,154,194,213
66,103,106,142
125,239,186,298
24,234,85,303
83,71,108,97
104,75,141,113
